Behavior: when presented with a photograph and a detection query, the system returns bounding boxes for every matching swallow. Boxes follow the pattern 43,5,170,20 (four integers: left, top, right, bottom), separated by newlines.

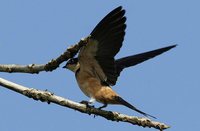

63,6,176,119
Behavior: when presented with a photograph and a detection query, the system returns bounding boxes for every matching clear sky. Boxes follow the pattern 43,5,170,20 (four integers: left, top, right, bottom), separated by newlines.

0,1,199,131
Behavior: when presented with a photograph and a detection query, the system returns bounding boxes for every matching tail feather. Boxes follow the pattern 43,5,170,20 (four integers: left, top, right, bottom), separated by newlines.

115,96,156,119
115,44,177,77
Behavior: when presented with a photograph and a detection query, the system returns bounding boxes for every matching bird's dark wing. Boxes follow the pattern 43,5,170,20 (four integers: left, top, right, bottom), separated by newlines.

78,6,126,86
115,45,177,77
91,6,126,85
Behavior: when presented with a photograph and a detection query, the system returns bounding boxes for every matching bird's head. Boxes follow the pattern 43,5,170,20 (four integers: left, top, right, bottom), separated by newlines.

63,58,80,72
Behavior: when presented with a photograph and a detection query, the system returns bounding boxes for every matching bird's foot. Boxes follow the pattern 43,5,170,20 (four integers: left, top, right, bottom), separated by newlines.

80,100,95,108
98,103,107,110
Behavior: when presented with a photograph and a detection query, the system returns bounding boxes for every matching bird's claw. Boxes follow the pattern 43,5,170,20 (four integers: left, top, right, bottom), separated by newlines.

80,100,95,108
98,103,107,110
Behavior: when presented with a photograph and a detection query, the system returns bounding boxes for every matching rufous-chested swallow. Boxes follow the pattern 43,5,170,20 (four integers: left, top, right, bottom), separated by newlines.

63,6,176,119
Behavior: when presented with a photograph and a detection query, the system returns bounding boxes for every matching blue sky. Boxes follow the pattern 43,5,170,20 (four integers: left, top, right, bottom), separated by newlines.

0,0,199,131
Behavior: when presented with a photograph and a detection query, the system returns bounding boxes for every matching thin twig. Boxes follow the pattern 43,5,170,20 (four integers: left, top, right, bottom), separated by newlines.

0,36,89,73
0,77,170,130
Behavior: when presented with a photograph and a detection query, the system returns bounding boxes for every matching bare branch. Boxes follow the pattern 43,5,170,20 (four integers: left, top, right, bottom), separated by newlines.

0,77,170,130
0,36,89,73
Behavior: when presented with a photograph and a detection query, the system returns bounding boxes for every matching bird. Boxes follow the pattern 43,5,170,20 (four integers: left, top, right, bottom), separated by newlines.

63,6,176,119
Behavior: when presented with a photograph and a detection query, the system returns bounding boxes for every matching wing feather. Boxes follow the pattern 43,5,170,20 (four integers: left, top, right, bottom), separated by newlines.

91,6,126,85
78,6,126,85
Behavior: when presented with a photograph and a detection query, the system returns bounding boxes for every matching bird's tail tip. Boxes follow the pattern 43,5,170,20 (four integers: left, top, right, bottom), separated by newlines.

115,96,157,119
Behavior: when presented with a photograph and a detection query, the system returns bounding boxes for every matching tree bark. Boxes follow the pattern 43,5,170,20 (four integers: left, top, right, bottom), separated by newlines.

0,77,169,131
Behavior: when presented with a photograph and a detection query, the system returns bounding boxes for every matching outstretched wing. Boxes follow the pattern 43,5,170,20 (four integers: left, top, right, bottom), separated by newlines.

78,6,126,85
115,45,177,77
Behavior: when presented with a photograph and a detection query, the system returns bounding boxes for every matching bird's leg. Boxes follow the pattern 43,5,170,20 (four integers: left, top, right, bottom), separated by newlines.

98,103,108,110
